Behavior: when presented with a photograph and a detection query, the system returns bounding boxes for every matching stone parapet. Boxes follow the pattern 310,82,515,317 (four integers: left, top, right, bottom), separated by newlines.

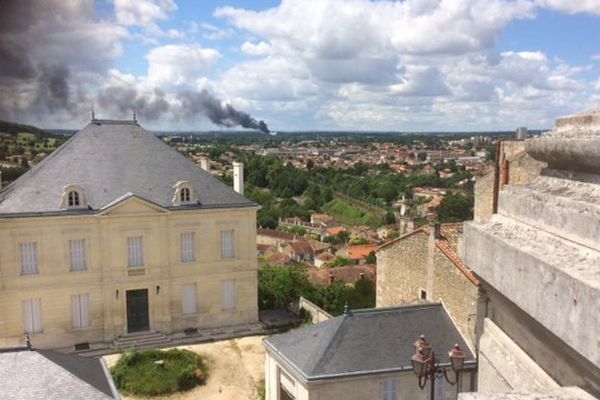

463,216,600,367
526,109,600,173
497,176,600,250
459,387,597,400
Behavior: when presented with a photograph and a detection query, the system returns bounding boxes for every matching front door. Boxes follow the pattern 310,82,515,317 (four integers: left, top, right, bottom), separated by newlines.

126,289,149,333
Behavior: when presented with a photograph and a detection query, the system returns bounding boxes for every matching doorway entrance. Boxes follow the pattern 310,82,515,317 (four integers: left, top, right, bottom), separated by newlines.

126,289,149,333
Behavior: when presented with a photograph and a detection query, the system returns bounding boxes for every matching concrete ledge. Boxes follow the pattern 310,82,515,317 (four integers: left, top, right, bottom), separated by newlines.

478,319,558,391
459,387,597,400
463,217,600,367
498,177,600,250
526,138,600,173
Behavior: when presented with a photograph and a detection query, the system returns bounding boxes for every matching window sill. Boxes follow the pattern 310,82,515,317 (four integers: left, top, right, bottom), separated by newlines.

69,269,88,273
20,272,40,277
182,312,201,317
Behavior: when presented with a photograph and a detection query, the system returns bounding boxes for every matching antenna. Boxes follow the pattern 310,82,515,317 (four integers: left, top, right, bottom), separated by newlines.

132,108,137,123
90,105,95,121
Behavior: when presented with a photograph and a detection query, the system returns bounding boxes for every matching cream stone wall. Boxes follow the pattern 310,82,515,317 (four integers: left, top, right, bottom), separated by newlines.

0,197,258,349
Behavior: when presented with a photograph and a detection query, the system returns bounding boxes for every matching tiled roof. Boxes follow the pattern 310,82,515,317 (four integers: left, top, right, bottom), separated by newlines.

265,252,292,264
257,228,297,241
347,244,378,260
264,303,475,380
290,241,313,255
325,226,346,235
309,264,376,286
0,121,255,215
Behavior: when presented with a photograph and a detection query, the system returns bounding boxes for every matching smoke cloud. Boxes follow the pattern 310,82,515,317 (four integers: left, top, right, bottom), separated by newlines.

177,89,269,133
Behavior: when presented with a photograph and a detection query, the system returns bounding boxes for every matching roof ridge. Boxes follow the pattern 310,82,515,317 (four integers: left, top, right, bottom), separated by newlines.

309,315,347,376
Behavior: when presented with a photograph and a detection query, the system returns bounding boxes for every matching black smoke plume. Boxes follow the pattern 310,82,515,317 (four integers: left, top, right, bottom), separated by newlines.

177,89,270,134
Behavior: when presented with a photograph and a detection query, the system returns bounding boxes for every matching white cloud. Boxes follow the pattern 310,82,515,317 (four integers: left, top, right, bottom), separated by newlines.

536,0,600,15
146,44,221,86
241,41,271,56
113,0,177,29
200,23,235,41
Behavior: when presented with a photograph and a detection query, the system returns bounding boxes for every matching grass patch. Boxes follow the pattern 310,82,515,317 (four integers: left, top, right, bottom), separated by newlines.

322,198,383,228
111,349,208,396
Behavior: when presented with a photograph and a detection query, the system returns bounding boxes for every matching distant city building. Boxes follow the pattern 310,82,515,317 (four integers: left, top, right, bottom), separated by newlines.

0,118,259,350
515,126,528,139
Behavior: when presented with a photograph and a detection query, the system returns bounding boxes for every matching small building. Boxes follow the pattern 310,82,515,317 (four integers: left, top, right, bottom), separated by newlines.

347,243,377,264
308,264,376,286
0,346,120,399
263,303,476,400
281,241,314,263
376,223,480,346
314,252,335,268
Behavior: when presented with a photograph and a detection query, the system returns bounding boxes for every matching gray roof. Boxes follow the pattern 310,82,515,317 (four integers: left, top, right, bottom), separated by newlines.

264,303,475,380
0,349,119,399
0,120,255,215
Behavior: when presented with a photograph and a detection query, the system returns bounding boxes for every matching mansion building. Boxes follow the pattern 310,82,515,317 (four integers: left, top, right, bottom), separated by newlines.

0,118,259,349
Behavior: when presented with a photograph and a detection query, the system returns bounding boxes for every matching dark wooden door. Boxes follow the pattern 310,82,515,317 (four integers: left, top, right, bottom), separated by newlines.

126,289,149,333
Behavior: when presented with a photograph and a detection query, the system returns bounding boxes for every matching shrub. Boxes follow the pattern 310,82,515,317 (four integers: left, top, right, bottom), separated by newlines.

111,349,208,396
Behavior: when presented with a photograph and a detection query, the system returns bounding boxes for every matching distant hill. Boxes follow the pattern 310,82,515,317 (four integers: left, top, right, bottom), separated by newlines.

0,120,43,136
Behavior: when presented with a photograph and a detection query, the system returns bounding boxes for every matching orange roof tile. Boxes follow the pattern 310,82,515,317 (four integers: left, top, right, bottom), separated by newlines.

347,244,378,260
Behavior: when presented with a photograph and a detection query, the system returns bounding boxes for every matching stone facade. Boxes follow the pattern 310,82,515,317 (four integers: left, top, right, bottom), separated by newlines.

463,109,600,398
376,224,480,346
0,198,259,349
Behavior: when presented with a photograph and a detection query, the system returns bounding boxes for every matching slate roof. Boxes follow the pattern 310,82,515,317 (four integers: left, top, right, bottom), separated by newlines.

264,303,475,381
0,120,255,215
0,348,119,399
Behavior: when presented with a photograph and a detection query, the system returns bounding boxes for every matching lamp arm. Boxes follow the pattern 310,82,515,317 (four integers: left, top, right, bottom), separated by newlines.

417,374,429,389
442,368,459,386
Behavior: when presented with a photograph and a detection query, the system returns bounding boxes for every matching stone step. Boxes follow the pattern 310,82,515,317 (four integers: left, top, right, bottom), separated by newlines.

498,175,600,251
113,331,170,348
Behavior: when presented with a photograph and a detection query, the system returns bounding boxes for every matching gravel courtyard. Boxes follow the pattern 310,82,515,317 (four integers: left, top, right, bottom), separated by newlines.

103,335,267,400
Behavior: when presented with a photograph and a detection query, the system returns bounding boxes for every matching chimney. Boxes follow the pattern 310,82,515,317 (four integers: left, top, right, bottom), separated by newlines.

329,272,334,285
0,170,2,192
432,222,442,240
199,157,210,172
233,162,244,195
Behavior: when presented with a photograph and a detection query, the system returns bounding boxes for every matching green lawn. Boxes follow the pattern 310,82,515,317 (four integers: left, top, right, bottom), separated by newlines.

111,349,208,396
322,198,383,228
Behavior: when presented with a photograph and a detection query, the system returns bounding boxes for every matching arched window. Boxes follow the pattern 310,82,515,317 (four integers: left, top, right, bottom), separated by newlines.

61,184,87,210
68,191,80,207
172,181,196,206
180,187,191,203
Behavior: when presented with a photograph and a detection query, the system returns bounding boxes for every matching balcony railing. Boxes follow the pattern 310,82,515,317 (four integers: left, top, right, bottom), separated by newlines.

127,267,145,277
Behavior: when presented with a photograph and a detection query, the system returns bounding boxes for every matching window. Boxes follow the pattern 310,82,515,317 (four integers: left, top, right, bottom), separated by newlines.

23,299,42,333
71,294,90,328
181,283,197,315
180,187,191,203
172,181,195,205
127,236,144,267
180,232,196,263
68,191,80,207
222,279,236,310
420,289,428,300
20,242,39,275
381,378,398,400
220,230,235,259
69,239,87,271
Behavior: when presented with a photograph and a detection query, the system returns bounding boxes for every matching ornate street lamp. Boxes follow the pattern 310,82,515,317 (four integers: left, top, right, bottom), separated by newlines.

410,335,466,400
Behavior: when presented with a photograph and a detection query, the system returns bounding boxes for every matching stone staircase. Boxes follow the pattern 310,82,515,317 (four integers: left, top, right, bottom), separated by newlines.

112,331,171,351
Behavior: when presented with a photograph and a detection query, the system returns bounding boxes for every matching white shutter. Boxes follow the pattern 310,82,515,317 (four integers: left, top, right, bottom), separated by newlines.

180,232,196,262
222,279,236,310
182,283,197,315
23,299,42,333
382,379,398,400
72,294,90,328
20,242,39,275
220,230,235,259
128,236,144,267
69,239,87,271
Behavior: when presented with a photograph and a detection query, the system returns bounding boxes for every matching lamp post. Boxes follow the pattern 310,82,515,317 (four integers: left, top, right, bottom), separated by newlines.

410,335,466,400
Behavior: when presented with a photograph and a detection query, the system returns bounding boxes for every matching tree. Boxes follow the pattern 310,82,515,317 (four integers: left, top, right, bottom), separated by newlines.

436,192,474,222
365,251,376,264
417,152,428,162
258,264,313,309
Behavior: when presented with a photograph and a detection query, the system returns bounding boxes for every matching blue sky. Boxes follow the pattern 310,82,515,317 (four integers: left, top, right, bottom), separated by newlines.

1,0,600,131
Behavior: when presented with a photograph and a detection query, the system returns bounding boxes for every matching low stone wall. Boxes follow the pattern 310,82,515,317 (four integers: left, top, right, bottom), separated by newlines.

298,297,332,324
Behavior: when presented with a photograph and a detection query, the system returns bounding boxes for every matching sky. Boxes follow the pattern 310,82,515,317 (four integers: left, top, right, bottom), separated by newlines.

1,0,600,132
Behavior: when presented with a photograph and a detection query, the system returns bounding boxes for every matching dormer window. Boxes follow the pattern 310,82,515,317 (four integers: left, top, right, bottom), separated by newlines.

172,181,196,206
180,187,191,203
68,191,80,207
60,184,87,210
